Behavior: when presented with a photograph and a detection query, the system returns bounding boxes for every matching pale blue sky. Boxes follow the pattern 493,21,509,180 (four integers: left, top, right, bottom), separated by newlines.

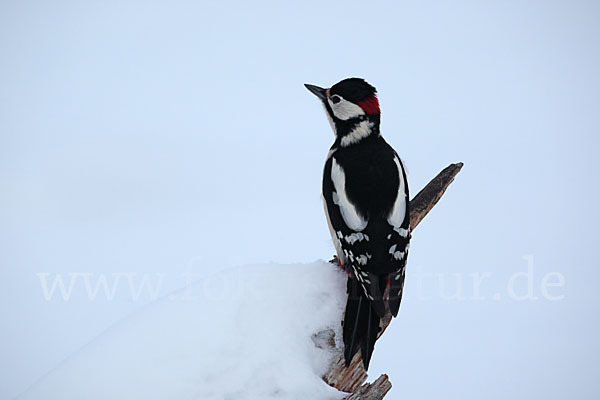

1,1,599,399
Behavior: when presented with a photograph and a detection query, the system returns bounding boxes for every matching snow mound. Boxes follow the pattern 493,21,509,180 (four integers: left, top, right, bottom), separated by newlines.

18,262,347,400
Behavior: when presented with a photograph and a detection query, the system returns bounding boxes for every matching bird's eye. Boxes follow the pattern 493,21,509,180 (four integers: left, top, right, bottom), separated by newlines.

330,95,341,104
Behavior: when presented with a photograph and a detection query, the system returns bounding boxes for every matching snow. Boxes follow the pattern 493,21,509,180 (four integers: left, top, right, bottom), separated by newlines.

17,262,347,400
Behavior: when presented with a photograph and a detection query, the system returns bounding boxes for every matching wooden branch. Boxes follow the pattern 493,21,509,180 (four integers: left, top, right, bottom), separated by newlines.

343,374,392,400
409,162,464,230
321,162,463,399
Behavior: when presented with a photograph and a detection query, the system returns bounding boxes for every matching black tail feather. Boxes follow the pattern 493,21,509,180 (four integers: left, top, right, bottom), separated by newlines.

360,303,379,370
388,274,405,317
343,278,381,370
344,295,362,366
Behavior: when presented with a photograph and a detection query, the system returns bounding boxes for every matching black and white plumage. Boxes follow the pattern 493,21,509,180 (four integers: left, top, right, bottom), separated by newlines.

305,78,410,370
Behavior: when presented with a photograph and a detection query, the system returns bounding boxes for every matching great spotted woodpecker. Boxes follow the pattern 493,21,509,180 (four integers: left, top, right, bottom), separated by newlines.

305,78,410,370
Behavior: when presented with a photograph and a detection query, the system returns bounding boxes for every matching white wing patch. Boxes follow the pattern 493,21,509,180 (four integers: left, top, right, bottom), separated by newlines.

331,158,368,231
387,156,408,228
355,253,372,266
326,147,337,160
323,197,346,264
344,232,369,245
394,227,410,238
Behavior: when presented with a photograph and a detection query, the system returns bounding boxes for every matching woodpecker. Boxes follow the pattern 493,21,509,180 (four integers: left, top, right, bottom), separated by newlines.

305,78,410,370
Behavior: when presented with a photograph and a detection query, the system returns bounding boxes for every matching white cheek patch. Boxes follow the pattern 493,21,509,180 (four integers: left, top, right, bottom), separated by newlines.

331,158,368,231
387,156,408,228
329,96,365,120
340,120,375,147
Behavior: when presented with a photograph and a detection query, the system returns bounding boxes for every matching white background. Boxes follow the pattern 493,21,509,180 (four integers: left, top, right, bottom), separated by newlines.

1,1,599,398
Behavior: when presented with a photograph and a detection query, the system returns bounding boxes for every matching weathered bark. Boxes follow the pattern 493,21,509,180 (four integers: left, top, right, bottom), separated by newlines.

321,162,464,399
408,162,464,230
343,375,392,400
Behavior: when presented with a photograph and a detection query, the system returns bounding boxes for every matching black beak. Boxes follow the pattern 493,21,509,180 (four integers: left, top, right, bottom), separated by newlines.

304,84,327,101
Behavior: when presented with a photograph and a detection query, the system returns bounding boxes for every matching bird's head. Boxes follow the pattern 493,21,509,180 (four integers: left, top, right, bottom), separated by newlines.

305,78,380,145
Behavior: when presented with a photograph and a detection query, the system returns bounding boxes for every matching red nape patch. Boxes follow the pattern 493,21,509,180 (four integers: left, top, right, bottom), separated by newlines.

358,95,380,115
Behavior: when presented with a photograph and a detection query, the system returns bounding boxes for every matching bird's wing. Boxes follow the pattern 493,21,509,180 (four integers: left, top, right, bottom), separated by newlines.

322,155,385,313
386,153,410,317
323,153,389,370
323,149,411,370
